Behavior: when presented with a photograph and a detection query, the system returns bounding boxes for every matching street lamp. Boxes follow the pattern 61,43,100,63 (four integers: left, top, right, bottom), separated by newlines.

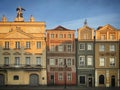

64,63,67,88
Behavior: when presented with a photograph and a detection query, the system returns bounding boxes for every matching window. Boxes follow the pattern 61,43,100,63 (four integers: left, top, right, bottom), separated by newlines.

26,57,30,65
79,43,85,50
51,34,54,38
79,56,85,66
84,34,87,39
58,73,63,80
5,41,9,49
13,75,19,80
99,44,105,51
110,34,115,40
67,45,72,52
68,34,71,38
59,34,63,38
15,57,20,66
50,58,55,65
58,45,63,52
79,76,85,84
101,35,106,40
99,75,104,84
58,58,64,66
4,57,9,65
87,56,93,66
50,45,55,52
87,43,93,50
99,57,105,66
36,57,41,65
36,41,41,49
26,41,30,49
67,58,71,66
67,73,72,81
15,42,20,49
110,57,115,66
109,45,115,52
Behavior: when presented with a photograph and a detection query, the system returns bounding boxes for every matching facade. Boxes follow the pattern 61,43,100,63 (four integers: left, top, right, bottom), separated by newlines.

46,26,76,86
95,24,119,87
0,7,47,86
77,22,95,87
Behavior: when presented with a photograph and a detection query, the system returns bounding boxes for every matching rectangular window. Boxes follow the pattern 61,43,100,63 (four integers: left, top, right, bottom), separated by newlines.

26,57,30,65
99,57,105,66
15,57,20,66
26,41,30,49
51,34,54,38
50,45,55,52
79,56,85,66
50,58,55,65
68,34,71,38
109,45,115,52
99,44,105,51
5,41,9,49
67,45,72,52
87,43,93,50
79,43,85,50
110,57,115,66
4,57,9,65
15,42,20,49
58,58,64,66
58,45,63,52
58,73,63,80
67,73,72,81
66,58,71,66
59,34,63,38
101,35,106,40
37,41,41,49
110,34,115,40
79,76,85,84
87,56,93,66
36,57,41,65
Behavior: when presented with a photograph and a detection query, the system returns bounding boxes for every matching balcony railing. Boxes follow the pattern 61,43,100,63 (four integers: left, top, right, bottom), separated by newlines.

0,64,44,69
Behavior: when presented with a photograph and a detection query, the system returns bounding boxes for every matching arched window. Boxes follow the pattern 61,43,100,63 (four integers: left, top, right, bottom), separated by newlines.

13,75,19,80
99,75,104,84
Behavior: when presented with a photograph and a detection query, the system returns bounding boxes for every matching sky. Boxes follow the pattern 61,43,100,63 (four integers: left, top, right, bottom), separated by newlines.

0,0,120,30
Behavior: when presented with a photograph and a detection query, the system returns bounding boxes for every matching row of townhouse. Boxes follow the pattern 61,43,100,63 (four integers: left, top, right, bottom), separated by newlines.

0,7,120,87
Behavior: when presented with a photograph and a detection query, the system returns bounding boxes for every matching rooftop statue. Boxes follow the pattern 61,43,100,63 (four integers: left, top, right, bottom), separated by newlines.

16,7,25,18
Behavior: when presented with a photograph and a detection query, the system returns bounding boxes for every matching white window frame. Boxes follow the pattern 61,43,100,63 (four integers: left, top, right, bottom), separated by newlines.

50,58,55,65
87,43,93,50
36,57,41,65
99,44,105,52
58,45,63,52
67,44,72,52
26,57,30,65
79,43,85,50
99,57,105,66
67,72,72,81
58,58,64,66
109,44,115,52
87,56,93,66
66,58,72,66
50,45,55,52
109,57,115,67
15,57,20,66
79,56,85,66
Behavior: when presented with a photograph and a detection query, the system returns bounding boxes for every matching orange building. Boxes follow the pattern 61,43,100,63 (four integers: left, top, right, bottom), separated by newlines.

46,26,76,86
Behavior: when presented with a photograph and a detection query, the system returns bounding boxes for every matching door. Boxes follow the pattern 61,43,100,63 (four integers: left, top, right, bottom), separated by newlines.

0,74,5,86
111,76,115,87
50,75,54,85
30,74,39,86
88,77,92,87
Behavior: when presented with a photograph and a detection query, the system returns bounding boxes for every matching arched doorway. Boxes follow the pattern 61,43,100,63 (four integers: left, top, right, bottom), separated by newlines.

30,74,39,86
0,74,5,86
99,75,104,84
111,75,115,87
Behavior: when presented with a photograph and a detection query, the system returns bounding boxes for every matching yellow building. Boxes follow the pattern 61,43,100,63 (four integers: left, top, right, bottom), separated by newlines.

95,24,119,87
0,7,47,86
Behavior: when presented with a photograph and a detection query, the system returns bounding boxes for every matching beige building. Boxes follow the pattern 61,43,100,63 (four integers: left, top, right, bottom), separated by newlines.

95,24,119,87
0,7,47,86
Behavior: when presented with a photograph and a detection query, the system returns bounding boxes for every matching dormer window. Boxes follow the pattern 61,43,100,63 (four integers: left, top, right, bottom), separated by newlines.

110,34,115,40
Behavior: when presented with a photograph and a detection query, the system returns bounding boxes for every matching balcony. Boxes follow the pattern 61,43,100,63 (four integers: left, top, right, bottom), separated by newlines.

0,64,44,70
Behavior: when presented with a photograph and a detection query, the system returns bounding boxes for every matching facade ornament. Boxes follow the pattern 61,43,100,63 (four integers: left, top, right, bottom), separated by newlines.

2,15,7,22
30,15,35,22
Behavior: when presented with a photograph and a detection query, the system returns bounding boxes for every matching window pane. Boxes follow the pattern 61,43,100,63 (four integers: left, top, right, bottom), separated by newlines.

15,57,20,66
79,56,85,66
26,41,30,49
26,57,30,65
79,43,85,50
99,45,105,51
58,73,63,80
37,41,41,49
99,57,105,66
5,41,9,49
36,57,41,65
110,45,115,51
67,45,72,52
58,45,63,52
87,56,93,66
50,58,55,65
67,73,72,81
87,43,93,50
4,57,9,65
110,58,115,66
15,42,20,49
58,58,64,66
67,58,71,66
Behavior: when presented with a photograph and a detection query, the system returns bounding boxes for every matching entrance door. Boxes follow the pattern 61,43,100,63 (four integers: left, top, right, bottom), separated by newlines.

88,77,92,87
0,74,5,86
111,76,115,87
50,75,54,85
30,74,39,86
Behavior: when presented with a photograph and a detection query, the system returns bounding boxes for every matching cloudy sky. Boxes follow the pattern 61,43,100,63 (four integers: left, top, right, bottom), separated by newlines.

0,0,120,30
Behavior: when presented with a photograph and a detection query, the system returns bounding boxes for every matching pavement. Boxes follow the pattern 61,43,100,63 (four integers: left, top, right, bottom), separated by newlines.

0,86,120,90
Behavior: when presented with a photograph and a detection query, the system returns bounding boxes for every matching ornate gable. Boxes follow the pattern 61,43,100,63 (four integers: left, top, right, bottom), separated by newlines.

3,28,34,39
